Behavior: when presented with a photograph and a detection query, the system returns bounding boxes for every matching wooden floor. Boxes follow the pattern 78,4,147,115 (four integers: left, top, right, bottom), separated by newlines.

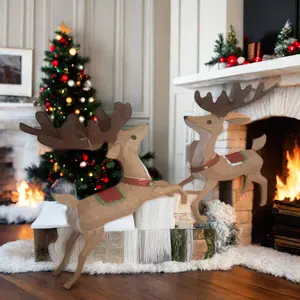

0,225,299,300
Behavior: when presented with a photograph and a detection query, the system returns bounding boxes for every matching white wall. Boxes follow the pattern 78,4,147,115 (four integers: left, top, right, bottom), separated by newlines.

168,0,243,185
0,0,170,158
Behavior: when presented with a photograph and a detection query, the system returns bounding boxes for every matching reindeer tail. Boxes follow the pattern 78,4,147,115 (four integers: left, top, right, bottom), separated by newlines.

252,134,266,151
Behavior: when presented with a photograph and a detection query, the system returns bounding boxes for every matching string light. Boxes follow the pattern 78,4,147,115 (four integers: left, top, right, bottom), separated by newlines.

80,97,85,103
80,161,87,168
75,109,80,114
60,172,64,176
76,81,81,86
88,97,94,103
79,116,85,122
56,34,62,40
66,97,72,104
69,48,77,56
88,172,93,177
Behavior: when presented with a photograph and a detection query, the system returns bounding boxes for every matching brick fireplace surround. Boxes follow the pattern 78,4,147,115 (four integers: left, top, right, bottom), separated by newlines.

172,55,300,246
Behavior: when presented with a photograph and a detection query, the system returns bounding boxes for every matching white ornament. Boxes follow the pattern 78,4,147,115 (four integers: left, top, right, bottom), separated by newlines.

79,116,85,122
237,57,245,65
68,80,75,87
80,161,87,168
77,64,83,70
80,97,86,103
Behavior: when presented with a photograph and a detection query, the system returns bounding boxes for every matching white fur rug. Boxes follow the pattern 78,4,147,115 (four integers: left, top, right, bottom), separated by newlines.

0,240,299,283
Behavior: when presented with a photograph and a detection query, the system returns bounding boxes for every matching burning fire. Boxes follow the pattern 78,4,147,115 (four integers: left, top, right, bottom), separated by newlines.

12,181,44,207
275,145,300,201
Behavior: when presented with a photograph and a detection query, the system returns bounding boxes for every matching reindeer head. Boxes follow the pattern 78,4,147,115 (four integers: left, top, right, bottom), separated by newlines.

106,123,149,161
184,83,276,137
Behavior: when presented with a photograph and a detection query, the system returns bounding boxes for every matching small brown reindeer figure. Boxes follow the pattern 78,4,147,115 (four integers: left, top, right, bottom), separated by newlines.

20,102,187,289
180,83,276,223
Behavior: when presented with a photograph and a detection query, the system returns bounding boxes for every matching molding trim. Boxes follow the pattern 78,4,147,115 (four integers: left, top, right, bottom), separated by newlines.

114,0,125,104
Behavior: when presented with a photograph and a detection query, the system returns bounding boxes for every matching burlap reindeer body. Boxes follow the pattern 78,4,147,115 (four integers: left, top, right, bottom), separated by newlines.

180,83,276,223
20,103,187,289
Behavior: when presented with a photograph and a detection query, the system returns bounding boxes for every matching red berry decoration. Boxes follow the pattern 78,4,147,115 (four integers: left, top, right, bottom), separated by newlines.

61,74,68,82
288,44,296,53
219,57,226,63
227,55,237,66
253,56,262,62
294,41,300,48
82,153,89,161
52,60,59,67
49,44,55,52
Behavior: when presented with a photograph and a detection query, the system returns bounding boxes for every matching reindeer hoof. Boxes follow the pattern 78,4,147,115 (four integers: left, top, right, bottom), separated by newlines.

63,282,73,290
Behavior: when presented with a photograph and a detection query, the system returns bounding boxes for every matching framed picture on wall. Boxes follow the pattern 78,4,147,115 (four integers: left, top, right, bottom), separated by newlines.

0,48,33,97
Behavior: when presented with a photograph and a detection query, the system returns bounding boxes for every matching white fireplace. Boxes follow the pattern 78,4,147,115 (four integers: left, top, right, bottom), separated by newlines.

0,103,41,196
172,55,300,245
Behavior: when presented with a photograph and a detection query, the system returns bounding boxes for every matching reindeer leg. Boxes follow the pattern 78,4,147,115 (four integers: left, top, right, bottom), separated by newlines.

63,228,105,290
191,180,217,224
153,184,188,204
53,231,80,277
248,173,267,206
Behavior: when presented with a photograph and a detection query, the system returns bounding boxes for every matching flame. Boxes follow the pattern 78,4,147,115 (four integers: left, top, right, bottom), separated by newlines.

275,145,300,201
12,181,44,207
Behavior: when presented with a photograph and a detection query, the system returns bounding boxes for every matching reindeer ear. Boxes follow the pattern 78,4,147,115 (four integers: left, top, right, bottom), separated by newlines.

224,113,252,125
106,143,121,159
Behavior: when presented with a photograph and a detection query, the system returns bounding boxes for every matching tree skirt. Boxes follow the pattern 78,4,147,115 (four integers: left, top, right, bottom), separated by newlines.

0,240,299,283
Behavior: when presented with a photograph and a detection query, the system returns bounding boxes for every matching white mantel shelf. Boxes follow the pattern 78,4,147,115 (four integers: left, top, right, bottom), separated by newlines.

173,55,300,89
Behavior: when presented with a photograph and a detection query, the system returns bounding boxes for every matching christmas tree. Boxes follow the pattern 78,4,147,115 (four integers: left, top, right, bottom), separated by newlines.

28,22,161,200
274,20,297,57
206,25,243,67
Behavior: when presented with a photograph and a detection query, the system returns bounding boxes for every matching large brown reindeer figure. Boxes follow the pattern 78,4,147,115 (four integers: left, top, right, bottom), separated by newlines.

180,83,276,223
20,103,187,289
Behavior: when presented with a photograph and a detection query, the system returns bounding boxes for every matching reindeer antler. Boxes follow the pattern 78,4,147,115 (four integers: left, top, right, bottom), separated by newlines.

19,102,132,150
194,82,276,118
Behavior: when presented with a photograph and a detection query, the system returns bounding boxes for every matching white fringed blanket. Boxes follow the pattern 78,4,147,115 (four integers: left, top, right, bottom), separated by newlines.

0,240,299,283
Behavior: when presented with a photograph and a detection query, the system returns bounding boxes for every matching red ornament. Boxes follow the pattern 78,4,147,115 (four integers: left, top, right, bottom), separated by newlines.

52,60,59,67
52,74,56,78
50,159,54,163
219,57,226,63
226,63,232,68
92,116,97,121
243,61,250,65
96,184,102,190
253,56,262,62
49,44,55,52
61,74,68,82
294,41,300,48
227,55,238,66
82,153,88,161
45,102,51,107
288,44,296,53
103,177,109,183
60,37,66,44
40,86,46,92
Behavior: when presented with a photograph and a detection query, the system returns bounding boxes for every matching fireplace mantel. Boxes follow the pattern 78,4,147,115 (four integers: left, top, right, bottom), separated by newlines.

173,55,300,89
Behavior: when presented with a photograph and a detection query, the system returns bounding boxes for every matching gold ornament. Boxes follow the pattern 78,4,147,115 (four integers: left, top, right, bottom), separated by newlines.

53,162,60,172
88,97,94,103
75,109,80,114
66,97,72,104
69,48,77,56
58,21,72,34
